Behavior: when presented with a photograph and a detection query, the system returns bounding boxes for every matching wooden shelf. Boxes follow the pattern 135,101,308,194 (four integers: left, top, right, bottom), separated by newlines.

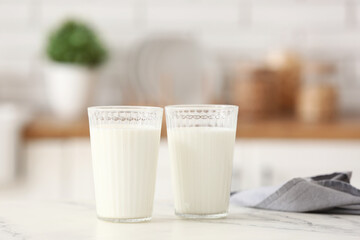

23,116,360,140
236,116,360,139
23,117,90,139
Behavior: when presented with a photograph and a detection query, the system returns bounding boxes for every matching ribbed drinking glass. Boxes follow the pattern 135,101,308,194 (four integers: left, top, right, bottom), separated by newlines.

88,106,163,223
165,104,238,219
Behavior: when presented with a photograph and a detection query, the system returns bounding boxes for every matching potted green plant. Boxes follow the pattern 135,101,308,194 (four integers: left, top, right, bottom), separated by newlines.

45,19,107,119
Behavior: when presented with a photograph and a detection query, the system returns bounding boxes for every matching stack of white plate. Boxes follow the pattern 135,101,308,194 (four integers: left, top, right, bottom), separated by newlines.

127,36,223,105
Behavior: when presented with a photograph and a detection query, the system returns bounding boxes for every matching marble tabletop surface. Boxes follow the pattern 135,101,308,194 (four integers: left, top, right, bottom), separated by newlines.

0,199,359,240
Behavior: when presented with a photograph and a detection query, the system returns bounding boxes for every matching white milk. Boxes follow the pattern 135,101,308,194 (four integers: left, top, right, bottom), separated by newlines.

167,127,236,215
90,125,161,220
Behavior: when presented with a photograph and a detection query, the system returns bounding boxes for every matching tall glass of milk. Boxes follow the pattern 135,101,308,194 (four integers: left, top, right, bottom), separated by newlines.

165,105,238,219
88,106,163,222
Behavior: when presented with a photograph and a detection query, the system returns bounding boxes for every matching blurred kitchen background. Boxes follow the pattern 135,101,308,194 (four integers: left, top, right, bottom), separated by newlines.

1,0,360,202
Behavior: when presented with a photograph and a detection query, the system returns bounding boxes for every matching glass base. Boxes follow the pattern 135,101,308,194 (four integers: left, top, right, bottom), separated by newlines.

97,215,151,223
175,211,227,219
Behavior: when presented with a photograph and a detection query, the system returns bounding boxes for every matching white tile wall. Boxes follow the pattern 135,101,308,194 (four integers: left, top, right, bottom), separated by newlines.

0,1,32,30
39,2,135,32
147,0,247,31
0,31,41,64
198,30,304,55
252,1,347,31
0,0,359,111
354,2,360,25
304,31,360,54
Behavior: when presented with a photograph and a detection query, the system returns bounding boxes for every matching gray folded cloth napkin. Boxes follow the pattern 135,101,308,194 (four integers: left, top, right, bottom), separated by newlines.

230,172,360,214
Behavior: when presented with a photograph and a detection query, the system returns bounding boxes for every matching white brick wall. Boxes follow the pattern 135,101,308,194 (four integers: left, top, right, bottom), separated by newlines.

0,0,359,112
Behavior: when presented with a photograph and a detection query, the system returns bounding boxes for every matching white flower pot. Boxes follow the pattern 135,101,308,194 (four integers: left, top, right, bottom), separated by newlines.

45,63,97,120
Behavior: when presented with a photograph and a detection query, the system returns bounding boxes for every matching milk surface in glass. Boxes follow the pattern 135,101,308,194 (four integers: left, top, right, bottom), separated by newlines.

168,127,236,215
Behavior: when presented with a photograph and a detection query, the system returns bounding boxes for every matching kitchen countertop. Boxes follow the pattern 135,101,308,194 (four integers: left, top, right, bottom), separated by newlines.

0,200,359,240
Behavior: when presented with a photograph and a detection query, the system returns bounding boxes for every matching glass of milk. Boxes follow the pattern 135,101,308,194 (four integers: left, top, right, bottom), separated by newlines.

88,106,163,222
165,105,238,219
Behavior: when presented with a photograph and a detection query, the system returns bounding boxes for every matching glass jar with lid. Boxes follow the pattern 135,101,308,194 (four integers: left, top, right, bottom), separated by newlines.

297,61,338,122
230,61,278,120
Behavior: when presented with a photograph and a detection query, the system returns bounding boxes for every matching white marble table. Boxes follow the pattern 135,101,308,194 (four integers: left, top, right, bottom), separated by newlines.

0,200,359,240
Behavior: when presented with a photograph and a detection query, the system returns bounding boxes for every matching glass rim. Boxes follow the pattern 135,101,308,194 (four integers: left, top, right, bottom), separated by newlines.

88,105,163,112
165,104,238,111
